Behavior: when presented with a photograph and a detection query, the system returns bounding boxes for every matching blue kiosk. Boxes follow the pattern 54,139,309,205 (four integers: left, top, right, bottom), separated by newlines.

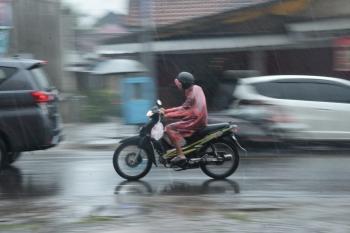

93,59,155,124
121,77,155,124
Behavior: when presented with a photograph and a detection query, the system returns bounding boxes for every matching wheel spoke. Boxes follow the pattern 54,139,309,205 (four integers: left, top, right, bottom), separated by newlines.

202,142,237,178
115,145,150,178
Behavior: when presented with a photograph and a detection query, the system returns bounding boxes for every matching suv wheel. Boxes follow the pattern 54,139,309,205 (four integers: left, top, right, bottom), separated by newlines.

7,152,21,165
0,139,6,170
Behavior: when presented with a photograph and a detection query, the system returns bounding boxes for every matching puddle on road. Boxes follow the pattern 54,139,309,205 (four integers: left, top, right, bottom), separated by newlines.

0,166,60,200
114,179,240,197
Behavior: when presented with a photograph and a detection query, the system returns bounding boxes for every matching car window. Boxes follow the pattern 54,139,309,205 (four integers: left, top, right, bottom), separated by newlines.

284,82,350,103
279,82,319,101
310,83,350,103
30,68,50,90
0,67,18,85
253,82,284,99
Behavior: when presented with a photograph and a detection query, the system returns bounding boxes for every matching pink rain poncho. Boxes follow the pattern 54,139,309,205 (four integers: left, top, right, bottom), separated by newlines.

165,85,208,145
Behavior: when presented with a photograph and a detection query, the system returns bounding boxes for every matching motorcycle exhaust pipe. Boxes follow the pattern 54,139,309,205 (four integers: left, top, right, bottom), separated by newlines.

188,157,219,164
188,154,233,165
188,158,201,165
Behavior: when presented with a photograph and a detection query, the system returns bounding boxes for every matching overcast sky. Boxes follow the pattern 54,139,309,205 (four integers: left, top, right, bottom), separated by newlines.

62,0,129,26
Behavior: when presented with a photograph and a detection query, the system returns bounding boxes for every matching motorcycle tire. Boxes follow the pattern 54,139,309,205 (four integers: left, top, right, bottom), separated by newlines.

113,141,152,181
200,139,239,179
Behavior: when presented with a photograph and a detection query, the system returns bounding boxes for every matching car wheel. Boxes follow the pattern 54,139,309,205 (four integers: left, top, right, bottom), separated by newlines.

6,152,21,165
0,139,6,170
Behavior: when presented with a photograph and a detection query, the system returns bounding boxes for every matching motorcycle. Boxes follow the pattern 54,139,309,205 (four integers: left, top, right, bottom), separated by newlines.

113,100,246,180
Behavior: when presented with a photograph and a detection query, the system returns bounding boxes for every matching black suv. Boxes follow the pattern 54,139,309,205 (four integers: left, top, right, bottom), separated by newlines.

0,58,62,169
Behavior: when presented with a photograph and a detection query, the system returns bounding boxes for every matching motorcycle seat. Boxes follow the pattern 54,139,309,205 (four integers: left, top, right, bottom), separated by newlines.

186,123,230,143
198,123,230,135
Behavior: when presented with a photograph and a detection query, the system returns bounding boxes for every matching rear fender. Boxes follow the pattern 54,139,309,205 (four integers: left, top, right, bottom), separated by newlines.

222,134,247,155
119,136,157,166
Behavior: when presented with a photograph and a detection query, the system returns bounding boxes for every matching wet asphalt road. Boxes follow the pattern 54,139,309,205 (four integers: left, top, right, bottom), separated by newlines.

1,148,350,232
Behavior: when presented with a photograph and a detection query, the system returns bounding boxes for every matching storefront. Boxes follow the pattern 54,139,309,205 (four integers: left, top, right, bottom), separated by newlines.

98,0,350,109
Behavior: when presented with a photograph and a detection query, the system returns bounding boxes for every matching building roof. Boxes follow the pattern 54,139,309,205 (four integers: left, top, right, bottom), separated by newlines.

99,34,294,55
96,24,128,34
105,0,311,44
92,59,147,75
94,12,126,28
126,0,274,27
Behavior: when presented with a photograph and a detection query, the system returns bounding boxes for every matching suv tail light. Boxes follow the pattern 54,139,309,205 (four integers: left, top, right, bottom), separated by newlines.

31,91,54,103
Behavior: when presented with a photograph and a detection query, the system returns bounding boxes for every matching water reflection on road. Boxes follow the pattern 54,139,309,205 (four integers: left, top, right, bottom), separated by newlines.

115,179,240,197
0,166,59,200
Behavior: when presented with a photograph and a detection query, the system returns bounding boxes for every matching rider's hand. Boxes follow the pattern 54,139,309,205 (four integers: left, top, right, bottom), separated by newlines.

159,108,165,115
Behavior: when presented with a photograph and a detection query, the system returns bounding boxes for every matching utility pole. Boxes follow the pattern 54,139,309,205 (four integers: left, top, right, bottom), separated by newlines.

139,0,157,98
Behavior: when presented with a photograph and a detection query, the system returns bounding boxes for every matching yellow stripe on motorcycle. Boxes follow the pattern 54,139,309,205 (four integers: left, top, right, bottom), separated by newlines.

163,127,231,158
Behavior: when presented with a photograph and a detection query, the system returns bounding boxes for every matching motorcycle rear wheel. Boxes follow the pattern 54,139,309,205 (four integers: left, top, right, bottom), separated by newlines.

113,141,152,180
200,140,239,179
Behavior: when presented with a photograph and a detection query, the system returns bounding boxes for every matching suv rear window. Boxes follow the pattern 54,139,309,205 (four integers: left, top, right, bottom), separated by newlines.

30,68,50,90
0,67,17,85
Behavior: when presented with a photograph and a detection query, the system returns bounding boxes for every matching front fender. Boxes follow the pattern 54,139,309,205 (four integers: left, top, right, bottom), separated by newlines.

119,136,157,165
119,135,141,145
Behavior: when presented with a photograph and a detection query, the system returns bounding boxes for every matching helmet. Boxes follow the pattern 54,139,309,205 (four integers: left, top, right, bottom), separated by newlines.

176,72,195,90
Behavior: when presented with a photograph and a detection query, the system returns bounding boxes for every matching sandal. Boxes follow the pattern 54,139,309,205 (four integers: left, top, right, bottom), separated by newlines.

170,156,187,166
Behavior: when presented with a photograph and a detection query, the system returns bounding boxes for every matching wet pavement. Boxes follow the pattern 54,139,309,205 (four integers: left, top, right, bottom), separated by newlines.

1,148,350,232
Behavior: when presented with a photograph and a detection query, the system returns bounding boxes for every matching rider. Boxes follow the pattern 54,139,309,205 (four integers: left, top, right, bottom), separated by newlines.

162,72,208,164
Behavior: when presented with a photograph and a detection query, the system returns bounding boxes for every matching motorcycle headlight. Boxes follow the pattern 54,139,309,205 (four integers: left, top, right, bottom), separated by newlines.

146,110,153,117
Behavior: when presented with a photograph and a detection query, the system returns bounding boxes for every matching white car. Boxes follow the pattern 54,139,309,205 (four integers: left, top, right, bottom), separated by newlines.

231,75,350,141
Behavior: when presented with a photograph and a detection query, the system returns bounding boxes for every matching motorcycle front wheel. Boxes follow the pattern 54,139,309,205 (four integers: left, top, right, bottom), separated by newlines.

113,141,152,180
200,140,239,179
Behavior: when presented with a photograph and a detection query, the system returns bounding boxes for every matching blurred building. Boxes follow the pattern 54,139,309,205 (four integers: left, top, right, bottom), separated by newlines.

8,0,76,92
65,11,132,94
75,12,128,54
98,0,350,109
0,0,12,55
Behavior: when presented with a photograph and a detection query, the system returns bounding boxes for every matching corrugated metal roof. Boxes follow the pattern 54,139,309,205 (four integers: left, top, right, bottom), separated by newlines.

125,0,274,27
98,34,292,55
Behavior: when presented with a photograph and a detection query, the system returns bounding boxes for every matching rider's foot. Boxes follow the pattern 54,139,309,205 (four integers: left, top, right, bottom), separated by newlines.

170,156,187,165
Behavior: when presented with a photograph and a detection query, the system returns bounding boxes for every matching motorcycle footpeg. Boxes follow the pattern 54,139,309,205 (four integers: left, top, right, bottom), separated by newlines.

170,156,187,165
170,162,186,168
172,162,188,171
170,160,187,169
